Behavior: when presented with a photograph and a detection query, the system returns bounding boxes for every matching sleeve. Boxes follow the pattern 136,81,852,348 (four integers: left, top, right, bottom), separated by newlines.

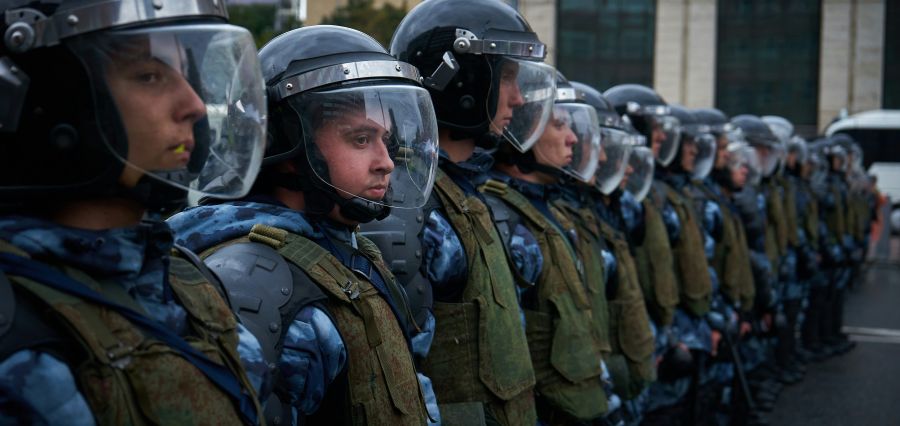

0,350,96,426
278,306,348,415
421,210,468,295
509,223,543,285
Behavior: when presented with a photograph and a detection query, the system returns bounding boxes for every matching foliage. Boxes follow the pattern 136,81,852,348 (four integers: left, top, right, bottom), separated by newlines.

320,0,408,48
228,4,302,48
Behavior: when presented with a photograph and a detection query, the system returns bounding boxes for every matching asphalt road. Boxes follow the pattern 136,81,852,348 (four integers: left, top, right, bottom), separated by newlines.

770,237,900,425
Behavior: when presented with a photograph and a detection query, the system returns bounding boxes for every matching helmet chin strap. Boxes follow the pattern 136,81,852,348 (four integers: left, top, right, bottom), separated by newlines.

268,170,390,224
515,150,564,181
124,176,188,215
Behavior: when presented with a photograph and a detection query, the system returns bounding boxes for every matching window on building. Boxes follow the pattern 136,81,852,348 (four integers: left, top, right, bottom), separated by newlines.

556,0,655,91
716,0,820,134
884,0,900,108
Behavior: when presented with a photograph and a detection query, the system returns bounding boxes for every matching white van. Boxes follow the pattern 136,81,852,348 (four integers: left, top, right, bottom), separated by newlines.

826,109,900,234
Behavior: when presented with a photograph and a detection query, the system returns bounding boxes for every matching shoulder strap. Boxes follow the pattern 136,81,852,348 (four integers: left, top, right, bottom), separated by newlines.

0,252,260,426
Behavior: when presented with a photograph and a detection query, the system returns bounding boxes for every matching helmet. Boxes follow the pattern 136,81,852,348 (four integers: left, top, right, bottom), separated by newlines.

669,104,716,180
831,133,862,173
604,84,681,167
730,114,782,177
0,0,267,212
570,81,635,195
542,74,601,182
390,0,555,151
259,25,439,223
786,135,809,171
693,108,733,137
761,115,794,173
723,141,761,190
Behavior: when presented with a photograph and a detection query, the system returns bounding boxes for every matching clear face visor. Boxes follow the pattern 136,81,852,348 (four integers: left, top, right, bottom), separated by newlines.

562,104,602,182
291,84,438,209
594,127,632,194
532,104,600,182
625,145,654,202
70,24,267,199
689,132,717,180
490,58,557,152
728,143,761,188
787,136,809,165
648,114,681,166
751,142,784,177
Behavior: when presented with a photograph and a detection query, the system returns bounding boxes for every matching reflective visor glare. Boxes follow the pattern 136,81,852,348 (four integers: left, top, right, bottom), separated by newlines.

72,24,267,199
626,146,655,202
595,127,631,194
292,85,438,209
558,104,602,182
650,115,681,166
492,58,556,153
692,133,717,180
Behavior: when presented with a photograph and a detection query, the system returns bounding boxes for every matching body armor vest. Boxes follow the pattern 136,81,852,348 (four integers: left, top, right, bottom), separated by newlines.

657,182,713,317
0,241,260,426
798,181,820,247
594,218,656,399
764,180,789,266
700,184,754,311
824,178,847,243
552,198,611,355
781,176,800,247
480,179,607,421
425,169,537,426
232,225,428,426
634,197,679,326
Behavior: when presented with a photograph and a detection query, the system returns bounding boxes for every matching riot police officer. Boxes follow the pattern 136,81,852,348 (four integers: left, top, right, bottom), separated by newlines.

168,25,439,425
360,1,558,424
480,71,613,423
0,0,269,423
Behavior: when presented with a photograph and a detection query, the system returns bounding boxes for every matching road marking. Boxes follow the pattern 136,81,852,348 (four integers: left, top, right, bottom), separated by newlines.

848,334,900,345
843,326,900,338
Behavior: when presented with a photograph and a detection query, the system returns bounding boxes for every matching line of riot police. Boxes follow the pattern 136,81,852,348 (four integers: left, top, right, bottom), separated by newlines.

0,0,877,425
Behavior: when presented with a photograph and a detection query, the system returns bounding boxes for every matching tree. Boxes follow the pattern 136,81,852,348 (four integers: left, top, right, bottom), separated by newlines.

228,4,302,48
321,0,407,48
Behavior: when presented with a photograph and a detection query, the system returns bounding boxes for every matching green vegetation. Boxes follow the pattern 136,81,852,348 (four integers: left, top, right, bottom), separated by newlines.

321,0,408,48
228,4,302,48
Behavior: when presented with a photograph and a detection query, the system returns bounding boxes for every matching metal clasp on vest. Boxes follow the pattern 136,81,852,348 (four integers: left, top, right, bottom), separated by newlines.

106,342,134,369
341,280,360,300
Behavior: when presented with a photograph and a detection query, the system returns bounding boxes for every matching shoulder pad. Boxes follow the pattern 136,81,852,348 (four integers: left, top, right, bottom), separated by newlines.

205,242,326,364
358,208,433,329
481,192,534,288
0,277,80,363
358,206,426,287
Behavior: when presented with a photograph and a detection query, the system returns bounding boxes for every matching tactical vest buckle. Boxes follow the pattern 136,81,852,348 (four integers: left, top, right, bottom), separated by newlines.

105,342,134,369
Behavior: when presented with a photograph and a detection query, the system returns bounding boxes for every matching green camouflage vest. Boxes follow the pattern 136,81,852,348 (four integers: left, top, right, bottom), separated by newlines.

634,197,679,326
551,198,611,356
480,179,607,421
246,225,428,426
824,182,847,244
595,219,656,399
780,176,800,247
699,184,754,311
0,241,261,426
658,182,712,317
764,179,788,266
426,169,537,426
798,181,820,247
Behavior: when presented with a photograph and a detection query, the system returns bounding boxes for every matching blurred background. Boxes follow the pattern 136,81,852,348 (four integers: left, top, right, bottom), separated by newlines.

228,0,896,138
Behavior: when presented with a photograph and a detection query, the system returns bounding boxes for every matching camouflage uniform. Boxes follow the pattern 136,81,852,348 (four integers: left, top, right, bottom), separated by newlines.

0,215,267,425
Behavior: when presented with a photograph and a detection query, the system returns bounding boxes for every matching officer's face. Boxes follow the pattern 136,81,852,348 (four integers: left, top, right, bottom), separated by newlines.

650,123,666,158
106,42,207,187
731,164,748,188
714,135,729,169
533,108,577,171
786,152,797,169
314,110,395,202
680,139,697,172
491,60,525,135
620,163,634,189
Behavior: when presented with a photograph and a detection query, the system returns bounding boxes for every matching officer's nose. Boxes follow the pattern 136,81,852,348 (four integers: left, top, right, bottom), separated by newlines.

372,137,395,175
174,76,207,125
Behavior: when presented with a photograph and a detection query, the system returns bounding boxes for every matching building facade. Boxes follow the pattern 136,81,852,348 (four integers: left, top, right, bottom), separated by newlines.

521,0,891,135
